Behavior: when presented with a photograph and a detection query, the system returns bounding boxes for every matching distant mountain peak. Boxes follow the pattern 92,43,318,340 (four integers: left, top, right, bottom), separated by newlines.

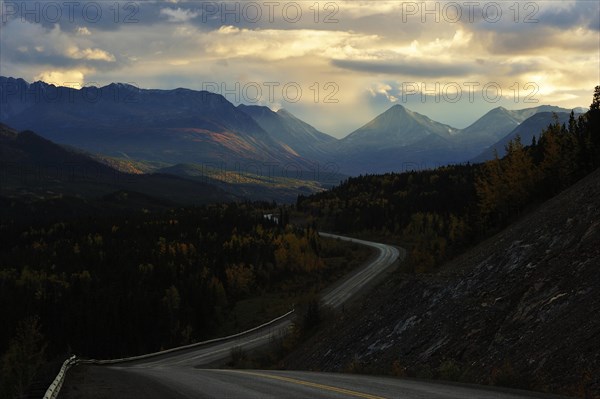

340,103,456,151
388,103,408,113
238,103,336,160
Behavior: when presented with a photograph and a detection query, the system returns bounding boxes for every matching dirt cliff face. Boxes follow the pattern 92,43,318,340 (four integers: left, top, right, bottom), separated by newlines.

285,169,600,398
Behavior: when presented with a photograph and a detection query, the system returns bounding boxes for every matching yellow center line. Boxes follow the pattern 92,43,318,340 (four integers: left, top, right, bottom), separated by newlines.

213,369,388,399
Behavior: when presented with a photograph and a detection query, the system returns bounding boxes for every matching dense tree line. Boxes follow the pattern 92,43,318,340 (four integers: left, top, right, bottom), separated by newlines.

477,97,600,224
298,164,480,271
0,202,323,362
299,87,600,272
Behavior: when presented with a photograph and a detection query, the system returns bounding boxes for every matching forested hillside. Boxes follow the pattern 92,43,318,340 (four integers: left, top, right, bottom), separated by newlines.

0,202,330,396
287,161,600,398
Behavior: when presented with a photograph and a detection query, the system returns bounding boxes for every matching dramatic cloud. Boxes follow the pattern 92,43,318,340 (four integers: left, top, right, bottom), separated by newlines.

0,0,597,137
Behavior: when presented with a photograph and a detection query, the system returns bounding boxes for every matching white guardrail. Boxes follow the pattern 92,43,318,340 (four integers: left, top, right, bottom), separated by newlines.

43,355,76,399
43,309,295,398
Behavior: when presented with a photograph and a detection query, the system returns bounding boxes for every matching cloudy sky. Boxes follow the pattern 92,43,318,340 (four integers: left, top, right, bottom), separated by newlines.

1,0,598,137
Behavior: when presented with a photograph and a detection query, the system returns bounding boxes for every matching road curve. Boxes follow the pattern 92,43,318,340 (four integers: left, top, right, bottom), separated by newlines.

319,233,403,308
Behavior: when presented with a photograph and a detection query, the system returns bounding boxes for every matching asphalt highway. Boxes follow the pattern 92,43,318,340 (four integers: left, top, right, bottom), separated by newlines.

106,368,564,399
319,233,402,308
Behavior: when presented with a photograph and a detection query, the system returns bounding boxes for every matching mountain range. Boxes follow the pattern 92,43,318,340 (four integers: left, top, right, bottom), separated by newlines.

0,121,335,204
0,77,307,170
0,76,585,179
0,123,236,204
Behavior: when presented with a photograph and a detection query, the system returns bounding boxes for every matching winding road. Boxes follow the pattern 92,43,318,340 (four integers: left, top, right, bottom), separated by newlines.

319,233,402,308
81,233,401,370
60,234,561,398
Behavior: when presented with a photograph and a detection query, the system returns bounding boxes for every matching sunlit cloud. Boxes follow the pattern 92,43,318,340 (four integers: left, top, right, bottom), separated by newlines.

205,26,379,61
34,69,87,86
160,7,199,22
66,46,115,62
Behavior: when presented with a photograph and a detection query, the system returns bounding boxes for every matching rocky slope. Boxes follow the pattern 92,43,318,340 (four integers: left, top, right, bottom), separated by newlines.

285,169,600,398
